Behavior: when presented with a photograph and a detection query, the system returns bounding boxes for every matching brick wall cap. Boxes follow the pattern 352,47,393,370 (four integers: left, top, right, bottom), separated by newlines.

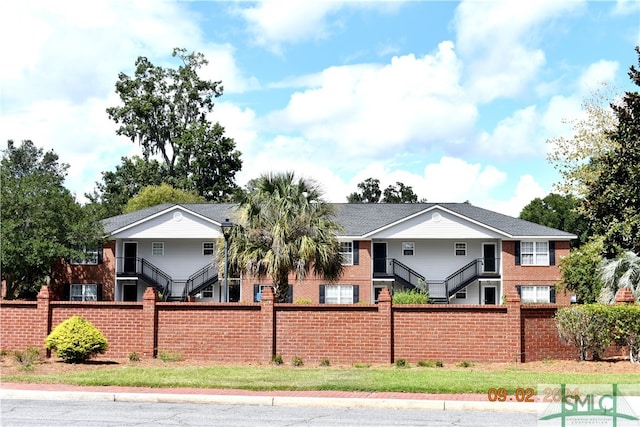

615,287,636,304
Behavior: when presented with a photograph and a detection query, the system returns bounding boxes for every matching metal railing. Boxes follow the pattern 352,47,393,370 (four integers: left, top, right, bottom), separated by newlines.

116,257,173,301
183,263,219,300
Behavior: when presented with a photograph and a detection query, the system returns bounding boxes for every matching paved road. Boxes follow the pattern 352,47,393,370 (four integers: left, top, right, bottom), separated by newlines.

1,399,539,426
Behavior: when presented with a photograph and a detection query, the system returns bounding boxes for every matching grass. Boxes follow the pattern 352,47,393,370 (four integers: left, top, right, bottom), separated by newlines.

4,365,640,394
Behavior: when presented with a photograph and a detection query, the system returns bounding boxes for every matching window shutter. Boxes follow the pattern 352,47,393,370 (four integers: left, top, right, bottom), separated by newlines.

64,284,70,301
353,241,359,265
97,284,103,301
287,286,293,303
98,248,104,264
514,241,521,266
352,285,359,303
549,286,556,303
319,285,325,304
515,285,522,296
253,284,260,302
549,241,556,266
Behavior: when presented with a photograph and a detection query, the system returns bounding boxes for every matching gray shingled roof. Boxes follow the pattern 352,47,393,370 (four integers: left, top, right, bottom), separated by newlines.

103,202,576,239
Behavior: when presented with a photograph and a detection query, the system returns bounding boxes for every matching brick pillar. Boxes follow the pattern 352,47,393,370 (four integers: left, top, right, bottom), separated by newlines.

37,286,52,356
615,287,636,304
506,293,523,363
377,288,393,364
142,287,158,359
260,286,275,362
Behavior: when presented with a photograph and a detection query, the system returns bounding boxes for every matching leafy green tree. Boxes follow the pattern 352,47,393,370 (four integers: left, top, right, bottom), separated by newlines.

348,177,424,203
557,236,605,303
347,177,382,203
582,46,640,254
123,183,205,213
519,193,589,247
106,48,242,202
86,156,165,218
1,140,104,299
383,182,421,203
227,172,344,302
547,83,618,198
598,251,640,304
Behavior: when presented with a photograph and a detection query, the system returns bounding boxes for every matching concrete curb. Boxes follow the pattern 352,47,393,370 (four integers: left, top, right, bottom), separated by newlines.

0,389,540,413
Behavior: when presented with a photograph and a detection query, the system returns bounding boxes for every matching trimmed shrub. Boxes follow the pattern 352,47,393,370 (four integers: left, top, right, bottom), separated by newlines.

392,289,429,304
45,316,108,363
294,298,312,304
556,304,640,363
13,347,42,371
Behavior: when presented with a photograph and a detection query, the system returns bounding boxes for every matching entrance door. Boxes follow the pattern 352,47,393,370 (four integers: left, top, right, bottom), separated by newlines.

122,283,138,301
373,242,387,275
483,286,496,305
482,243,497,273
123,242,137,273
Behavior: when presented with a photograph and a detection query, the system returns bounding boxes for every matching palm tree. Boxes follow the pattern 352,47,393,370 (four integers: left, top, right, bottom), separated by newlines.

225,172,344,303
598,251,640,304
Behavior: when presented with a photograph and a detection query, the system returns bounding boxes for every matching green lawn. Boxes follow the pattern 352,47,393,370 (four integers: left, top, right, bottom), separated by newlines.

4,365,640,394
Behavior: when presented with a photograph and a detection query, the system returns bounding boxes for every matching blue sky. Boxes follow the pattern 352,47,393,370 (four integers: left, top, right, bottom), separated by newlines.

1,1,638,216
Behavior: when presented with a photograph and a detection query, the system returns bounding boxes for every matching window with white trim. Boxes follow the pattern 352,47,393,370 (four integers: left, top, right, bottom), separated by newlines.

325,285,354,304
152,242,164,256
454,242,467,256
402,242,415,256
70,284,98,301
202,285,214,298
339,242,353,265
455,289,467,299
70,248,100,265
203,242,215,256
520,285,551,303
521,241,549,265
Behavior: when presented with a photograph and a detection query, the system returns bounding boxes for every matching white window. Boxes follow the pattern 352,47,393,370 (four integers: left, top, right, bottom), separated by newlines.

402,242,415,256
202,285,214,298
203,242,215,256
152,242,164,256
325,285,354,304
454,242,467,256
339,242,353,265
521,241,549,265
520,286,551,303
70,284,98,301
455,289,467,299
70,249,99,265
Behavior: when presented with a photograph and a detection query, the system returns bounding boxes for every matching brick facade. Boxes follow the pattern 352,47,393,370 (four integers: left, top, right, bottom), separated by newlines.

1,286,583,363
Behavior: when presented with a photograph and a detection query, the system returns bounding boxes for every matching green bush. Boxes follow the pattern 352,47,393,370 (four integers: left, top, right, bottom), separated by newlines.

392,289,429,304
13,347,42,371
395,358,409,368
294,298,312,304
45,316,108,363
418,360,443,368
320,358,330,367
456,360,474,368
272,354,283,365
556,304,640,363
291,356,304,367
157,351,182,362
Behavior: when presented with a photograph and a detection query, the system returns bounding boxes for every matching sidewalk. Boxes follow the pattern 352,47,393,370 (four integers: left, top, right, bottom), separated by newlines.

0,382,540,413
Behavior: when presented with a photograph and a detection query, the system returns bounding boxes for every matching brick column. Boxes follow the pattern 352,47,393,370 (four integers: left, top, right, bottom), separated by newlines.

615,287,636,304
506,293,523,363
37,286,52,356
142,287,158,359
260,286,275,363
377,288,393,364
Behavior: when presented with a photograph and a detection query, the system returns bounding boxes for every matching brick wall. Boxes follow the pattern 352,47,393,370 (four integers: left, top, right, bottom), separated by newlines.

50,241,116,301
502,240,572,305
0,286,580,364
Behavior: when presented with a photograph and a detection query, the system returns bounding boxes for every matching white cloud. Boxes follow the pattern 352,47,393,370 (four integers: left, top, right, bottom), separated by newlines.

266,42,477,158
576,60,619,95
237,0,405,53
612,0,640,15
454,0,584,103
